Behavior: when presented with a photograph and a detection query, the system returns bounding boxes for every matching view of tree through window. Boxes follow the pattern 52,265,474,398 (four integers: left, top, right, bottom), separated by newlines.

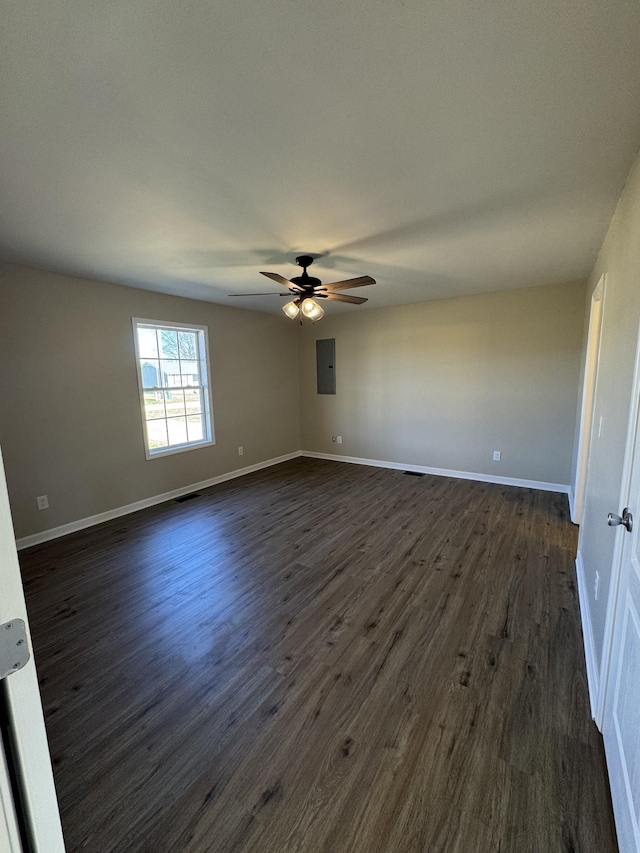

133,320,214,456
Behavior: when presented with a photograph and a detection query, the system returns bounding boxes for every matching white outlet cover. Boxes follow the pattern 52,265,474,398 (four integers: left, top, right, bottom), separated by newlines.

493,451,501,461
36,495,49,510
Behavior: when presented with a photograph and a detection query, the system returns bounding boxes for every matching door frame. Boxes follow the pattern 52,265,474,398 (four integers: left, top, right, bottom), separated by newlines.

0,733,23,852
596,319,640,728
574,274,607,524
0,445,65,851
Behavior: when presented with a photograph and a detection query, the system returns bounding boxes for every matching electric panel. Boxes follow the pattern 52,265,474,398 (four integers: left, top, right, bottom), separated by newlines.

316,338,336,395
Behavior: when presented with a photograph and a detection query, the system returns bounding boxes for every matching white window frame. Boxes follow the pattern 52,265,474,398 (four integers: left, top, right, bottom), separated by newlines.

132,317,215,459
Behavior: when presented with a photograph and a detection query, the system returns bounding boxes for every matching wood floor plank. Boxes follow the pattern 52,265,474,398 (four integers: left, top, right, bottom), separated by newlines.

18,458,618,851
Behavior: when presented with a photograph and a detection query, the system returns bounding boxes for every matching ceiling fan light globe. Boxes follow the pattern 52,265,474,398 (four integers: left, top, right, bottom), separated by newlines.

282,300,300,319
301,298,324,321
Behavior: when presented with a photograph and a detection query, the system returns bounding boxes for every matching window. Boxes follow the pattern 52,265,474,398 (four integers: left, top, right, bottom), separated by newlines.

133,318,214,458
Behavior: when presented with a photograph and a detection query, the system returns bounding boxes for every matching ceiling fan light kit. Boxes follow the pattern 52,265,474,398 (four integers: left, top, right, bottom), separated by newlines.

301,297,324,321
282,300,300,319
231,255,375,322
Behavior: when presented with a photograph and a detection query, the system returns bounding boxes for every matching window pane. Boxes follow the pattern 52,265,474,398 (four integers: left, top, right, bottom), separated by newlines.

160,360,181,387
141,360,160,389
178,331,197,360
137,328,159,358
167,417,188,446
135,321,212,457
187,415,203,442
165,390,186,418
144,391,166,420
180,360,200,386
158,329,179,359
147,419,168,450
184,389,202,414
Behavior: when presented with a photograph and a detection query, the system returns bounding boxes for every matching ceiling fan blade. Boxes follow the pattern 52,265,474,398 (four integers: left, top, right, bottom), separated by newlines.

260,271,296,288
321,275,376,292
228,292,289,297
323,293,368,304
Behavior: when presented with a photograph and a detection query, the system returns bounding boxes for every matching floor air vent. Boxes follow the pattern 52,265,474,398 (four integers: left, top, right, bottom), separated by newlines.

404,471,425,477
174,492,201,503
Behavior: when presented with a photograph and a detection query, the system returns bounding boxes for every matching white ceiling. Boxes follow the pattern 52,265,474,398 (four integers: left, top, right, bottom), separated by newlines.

2,0,640,315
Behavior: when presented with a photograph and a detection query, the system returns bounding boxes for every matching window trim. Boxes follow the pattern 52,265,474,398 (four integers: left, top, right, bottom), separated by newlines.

132,317,216,460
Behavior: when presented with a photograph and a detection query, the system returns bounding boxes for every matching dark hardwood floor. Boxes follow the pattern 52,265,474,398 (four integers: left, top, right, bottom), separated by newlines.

19,458,618,852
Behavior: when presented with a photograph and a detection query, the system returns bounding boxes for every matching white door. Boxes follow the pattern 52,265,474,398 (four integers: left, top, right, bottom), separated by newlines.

0,445,65,851
602,336,640,852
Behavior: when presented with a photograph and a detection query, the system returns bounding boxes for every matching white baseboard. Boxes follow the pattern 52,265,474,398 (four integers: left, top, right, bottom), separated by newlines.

575,550,600,725
301,451,571,495
15,452,302,551
16,450,572,551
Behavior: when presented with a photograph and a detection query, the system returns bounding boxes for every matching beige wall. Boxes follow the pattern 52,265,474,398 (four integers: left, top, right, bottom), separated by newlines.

578,148,640,666
0,262,589,543
0,262,300,539
299,281,586,485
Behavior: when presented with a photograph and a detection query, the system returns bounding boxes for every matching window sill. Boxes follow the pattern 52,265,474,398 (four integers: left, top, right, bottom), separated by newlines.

145,438,215,461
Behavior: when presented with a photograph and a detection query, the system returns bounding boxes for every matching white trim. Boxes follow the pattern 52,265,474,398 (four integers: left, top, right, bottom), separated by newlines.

575,550,600,724
132,317,216,460
15,449,573,551
574,275,606,525
568,485,577,524
301,451,571,495
0,445,65,850
0,724,23,852
16,452,302,550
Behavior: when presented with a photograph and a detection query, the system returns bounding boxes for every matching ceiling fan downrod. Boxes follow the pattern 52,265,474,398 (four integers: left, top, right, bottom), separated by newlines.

291,255,321,291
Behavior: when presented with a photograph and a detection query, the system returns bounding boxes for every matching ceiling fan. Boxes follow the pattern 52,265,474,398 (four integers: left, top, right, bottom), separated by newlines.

230,255,375,322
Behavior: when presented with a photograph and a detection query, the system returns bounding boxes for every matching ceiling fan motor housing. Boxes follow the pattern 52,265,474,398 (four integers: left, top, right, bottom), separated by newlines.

290,275,322,290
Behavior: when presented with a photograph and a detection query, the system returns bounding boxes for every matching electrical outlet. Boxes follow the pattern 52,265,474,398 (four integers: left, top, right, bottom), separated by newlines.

336,436,343,445
595,571,600,601
493,450,501,461
36,495,49,511
238,446,244,456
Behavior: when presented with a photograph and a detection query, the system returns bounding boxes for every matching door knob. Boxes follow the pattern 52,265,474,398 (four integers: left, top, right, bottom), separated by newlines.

607,507,633,532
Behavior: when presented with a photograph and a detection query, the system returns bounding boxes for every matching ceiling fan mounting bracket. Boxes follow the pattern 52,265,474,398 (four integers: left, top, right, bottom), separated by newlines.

295,254,315,269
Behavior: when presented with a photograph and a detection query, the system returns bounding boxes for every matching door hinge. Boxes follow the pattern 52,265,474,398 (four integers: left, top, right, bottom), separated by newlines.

0,620,30,680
